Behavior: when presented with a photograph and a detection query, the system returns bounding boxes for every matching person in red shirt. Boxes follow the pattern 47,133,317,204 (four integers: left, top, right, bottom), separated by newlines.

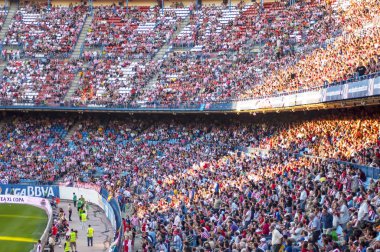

52,225,58,237
271,183,276,190
262,219,270,236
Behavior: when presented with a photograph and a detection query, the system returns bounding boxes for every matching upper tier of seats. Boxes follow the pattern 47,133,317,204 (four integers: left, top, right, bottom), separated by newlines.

0,0,379,106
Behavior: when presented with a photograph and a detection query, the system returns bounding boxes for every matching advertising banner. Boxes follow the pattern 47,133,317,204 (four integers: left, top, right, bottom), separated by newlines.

374,77,380,95
73,182,101,193
102,197,117,229
236,99,258,110
0,184,60,198
347,80,369,99
0,178,8,185
269,96,284,108
0,195,49,208
325,85,343,102
256,98,272,109
283,95,296,107
295,91,322,105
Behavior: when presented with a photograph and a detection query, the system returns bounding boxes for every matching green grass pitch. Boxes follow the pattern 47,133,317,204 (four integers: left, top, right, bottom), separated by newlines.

0,204,48,252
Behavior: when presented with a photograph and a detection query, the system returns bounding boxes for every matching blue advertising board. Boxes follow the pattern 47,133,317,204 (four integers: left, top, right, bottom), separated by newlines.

101,197,117,229
347,80,369,99
99,187,123,252
0,184,60,198
325,85,343,101
374,77,380,95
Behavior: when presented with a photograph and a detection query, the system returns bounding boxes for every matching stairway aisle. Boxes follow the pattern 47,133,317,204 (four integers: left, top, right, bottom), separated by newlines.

0,2,18,42
71,14,94,59
63,61,89,102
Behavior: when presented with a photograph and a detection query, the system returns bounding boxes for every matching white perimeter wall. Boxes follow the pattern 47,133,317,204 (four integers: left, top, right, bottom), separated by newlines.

58,187,117,230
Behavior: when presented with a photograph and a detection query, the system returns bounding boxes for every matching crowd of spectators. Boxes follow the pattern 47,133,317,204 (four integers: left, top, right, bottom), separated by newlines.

0,116,73,183
0,59,83,104
0,1,378,251
240,0,380,98
136,52,255,104
242,25,380,98
0,109,378,182
123,152,380,252
3,5,87,58
171,1,335,53
69,58,159,105
145,0,380,104
84,6,182,59
259,110,380,167
0,0,377,105
0,108,379,251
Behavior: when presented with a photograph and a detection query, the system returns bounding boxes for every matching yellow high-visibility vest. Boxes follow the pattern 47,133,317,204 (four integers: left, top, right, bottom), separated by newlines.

64,241,71,252
81,212,87,222
70,232,76,242
87,227,94,237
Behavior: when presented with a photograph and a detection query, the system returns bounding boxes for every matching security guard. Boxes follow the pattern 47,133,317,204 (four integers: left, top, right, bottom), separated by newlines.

78,208,84,221
64,237,71,252
70,229,77,252
87,224,94,246
80,210,87,230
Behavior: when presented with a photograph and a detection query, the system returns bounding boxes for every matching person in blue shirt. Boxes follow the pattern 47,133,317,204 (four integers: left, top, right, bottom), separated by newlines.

321,208,333,233
284,239,293,252
147,227,156,246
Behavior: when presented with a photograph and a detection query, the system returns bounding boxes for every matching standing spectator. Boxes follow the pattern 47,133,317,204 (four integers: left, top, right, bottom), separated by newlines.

308,211,321,242
36,240,42,252
48,235,55,252
339,199,350,230
358,199,369,223
68,204,72,221
321,207,333,233
52,225,58,237
173,229,183,251
271,224,283,252
73,193,77,208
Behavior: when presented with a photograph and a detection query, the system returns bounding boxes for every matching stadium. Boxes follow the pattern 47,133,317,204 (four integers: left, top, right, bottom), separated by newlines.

0,0,379,251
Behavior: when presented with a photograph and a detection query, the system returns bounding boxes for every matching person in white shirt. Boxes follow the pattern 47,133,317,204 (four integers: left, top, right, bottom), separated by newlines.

339,199,350,229
174,214,181,227
291,222,304,241
48,235,56,252
36,240,42,252
271,224,283,252
300,188,307,201
173,232,182,251
259,237,268,251
231,201,239,212
299,187,307,210
358,199,369,222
